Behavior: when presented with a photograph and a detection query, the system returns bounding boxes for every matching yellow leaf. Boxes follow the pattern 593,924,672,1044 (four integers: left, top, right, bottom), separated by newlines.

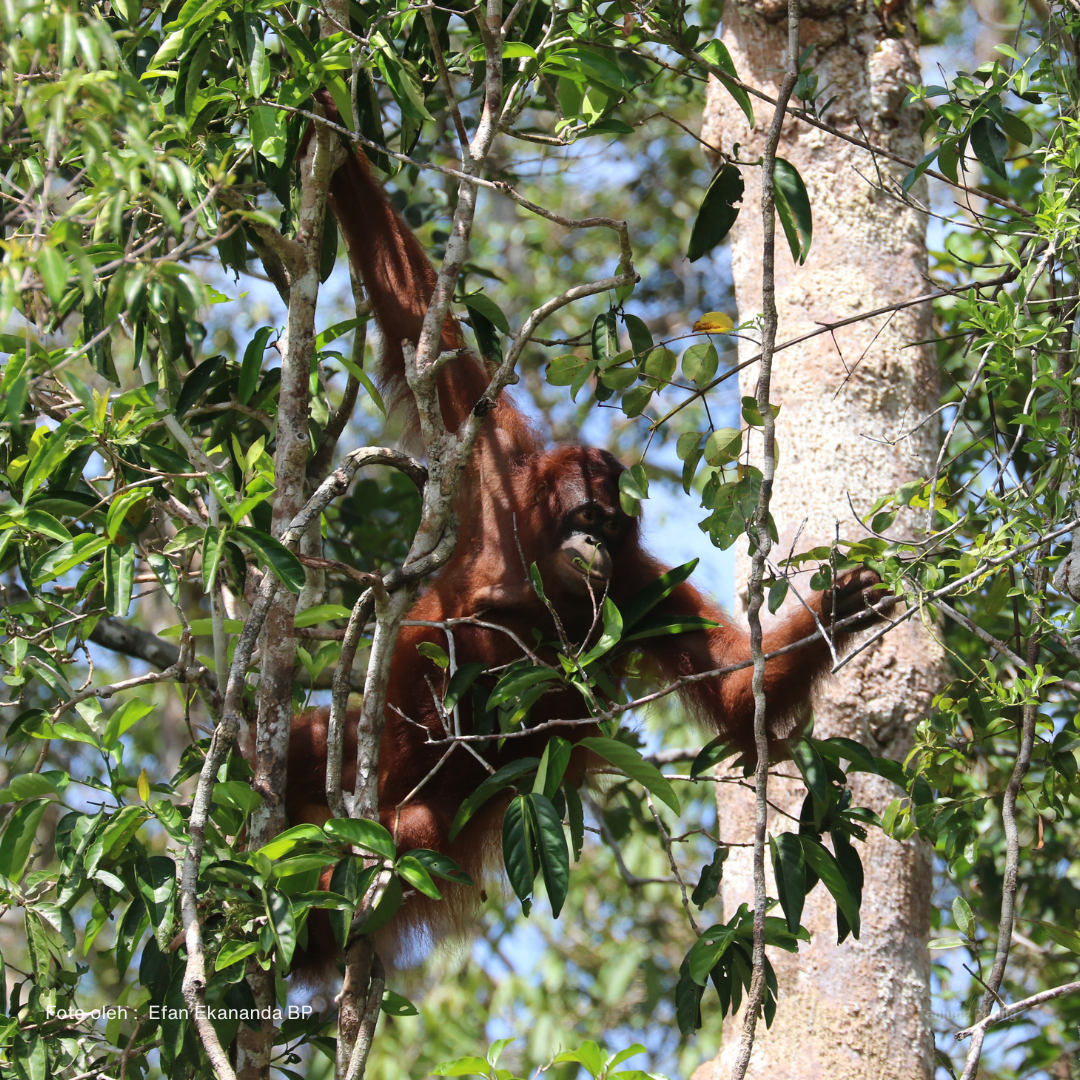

138,768,150,803
693,311,734,333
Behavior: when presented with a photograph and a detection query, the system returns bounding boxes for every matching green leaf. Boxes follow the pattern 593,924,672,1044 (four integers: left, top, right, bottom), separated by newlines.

396,854,442,899
36,245,68,307
354,872,403,935
103,698,154,748
790,738,828,822
534,737,572,801
450,758,540,840
175,354,224,417
767,577,789,614
19,509,72,543
293,603,353,628
381,989,419,1016
406,848,474,885
104,545,135,617
800,836,860,941
417,641,450,669
773,158,812,264
675,959,705,1034
432,1057,492,1077
970,115,1008,178
621,614,719,643
564,782,584,861
239,327,274,405
577,597,624,666
697,40,754,127
691,845,728,908
620,559,700,630
324,817,397,860
266,889,297,966
502,795,537,912
443,662,487,713
136,854,177,950
682,343,718,384
548,354,589,387
704,427,742,466
201,524,225,593
999,110,1032,146
462,292,510,334
952,895,974,938
690,735,740,777
528,793,569,917
256,824,325,860
333,353,387,416
622,314,653,358
770,833,806,933
643,347,677,384
234,526,305,593
0,799,49,880
618,465,649,502
578,737,680,814
487,666,560,709
592,309,618,363
216,939,259,971
1035,920,1080,954
375,41,434,123
687,922,737,984
688,163,743,263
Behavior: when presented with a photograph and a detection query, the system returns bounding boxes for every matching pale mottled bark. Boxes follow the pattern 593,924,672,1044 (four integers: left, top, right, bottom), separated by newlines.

693,4,945,1078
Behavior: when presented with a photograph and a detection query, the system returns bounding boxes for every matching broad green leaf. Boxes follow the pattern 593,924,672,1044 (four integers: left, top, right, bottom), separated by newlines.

104,545,135,617
0,799,49,880
790,738,828,821
970,115,1008,178
682,343,719,384
234,526,305,593
239,326,274,405
687,922,737,984
623,314,653,357
201,525,225,593
502,795,536,911
103,698,154,748
443,662,487,713
266,889,297,965
215,939,258,971
381,989,419,1016
578,737,680,814
773,158,812,264
462,292,510,334
620,559,700,630
592,309,618,363
534,737,572,801
697,40,754,126
691,845,728,909
396,854,442,899
324,817,397,860
449,758,540,840
257,824,325,860
293,603,353,628
1036,920,1080,953
19,509,72,543
704,427,742,466
577,597,624,666
688,163,743,263
770,833,806,933
175,354,223,417
800,837,860,941
406,848,474,885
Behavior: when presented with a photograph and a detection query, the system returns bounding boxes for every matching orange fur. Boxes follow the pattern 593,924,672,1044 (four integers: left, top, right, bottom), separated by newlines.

284,133,883,978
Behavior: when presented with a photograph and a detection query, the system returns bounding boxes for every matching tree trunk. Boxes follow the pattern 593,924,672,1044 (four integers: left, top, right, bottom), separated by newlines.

693,4,944,1078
